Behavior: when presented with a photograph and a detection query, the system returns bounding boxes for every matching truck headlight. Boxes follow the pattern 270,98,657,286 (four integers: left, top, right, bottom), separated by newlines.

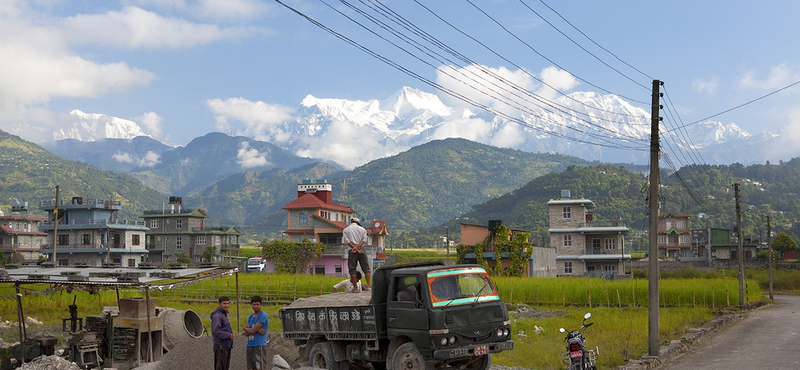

441,337,448,346
496,329,504,337
448,336,456,345
503,328,510,337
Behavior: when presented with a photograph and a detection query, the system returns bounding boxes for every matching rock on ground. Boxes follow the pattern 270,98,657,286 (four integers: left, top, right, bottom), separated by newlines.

17,355,81,370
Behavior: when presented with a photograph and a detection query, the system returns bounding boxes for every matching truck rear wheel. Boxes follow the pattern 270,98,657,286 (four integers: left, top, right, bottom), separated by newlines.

310,342,347,370
392,343,425,370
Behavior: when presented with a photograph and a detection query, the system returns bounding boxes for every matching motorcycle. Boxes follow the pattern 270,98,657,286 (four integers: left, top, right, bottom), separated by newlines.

559,312,599,370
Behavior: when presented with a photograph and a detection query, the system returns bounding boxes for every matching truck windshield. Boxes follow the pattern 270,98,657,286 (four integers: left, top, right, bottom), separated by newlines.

426,267,499,307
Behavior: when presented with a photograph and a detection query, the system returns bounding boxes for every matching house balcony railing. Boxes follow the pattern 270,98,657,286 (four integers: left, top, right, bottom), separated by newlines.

586,248,625,255
579,221,627,228
40,219,146,227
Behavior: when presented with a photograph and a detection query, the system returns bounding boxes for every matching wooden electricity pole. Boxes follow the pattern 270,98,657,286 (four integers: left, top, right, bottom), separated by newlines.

648,80,662,357
735,183,744,308
768,215,773,300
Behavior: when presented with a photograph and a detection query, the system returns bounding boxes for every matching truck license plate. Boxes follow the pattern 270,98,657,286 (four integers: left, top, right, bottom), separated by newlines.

569,350,583,358
474,345,489,356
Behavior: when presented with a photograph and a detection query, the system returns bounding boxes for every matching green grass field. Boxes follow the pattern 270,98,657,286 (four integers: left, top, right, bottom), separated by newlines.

0,267,777,369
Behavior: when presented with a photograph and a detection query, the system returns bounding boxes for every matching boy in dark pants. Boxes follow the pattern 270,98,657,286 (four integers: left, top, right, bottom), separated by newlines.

211,296,234,370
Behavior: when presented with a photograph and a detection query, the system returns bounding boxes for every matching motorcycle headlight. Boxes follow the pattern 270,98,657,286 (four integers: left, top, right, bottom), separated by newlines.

496,328,504,337
503,328,510,337
440,337,448,346
448,336,456,345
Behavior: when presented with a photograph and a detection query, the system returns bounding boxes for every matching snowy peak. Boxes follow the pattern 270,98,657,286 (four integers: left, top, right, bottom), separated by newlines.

379,86,452,118
54,110,148,142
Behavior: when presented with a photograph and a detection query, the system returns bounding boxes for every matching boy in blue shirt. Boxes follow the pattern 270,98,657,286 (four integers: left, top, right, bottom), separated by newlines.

242,295,269,370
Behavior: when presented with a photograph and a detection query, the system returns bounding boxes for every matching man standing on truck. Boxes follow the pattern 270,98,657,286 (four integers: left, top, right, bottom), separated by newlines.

211,296,234,370
243,295,269,370
342,217,371,292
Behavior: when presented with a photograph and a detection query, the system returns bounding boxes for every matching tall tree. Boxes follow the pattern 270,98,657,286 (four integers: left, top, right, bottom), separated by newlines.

772,232,798,259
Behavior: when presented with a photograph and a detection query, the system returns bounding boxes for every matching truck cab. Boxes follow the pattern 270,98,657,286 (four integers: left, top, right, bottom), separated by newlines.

382,264,513,370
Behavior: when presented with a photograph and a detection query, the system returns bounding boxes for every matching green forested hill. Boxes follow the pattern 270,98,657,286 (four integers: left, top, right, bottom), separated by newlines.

187,162,347,239
0,131,166,218
189,138,594,238
340,138,593,230
400,160,800,249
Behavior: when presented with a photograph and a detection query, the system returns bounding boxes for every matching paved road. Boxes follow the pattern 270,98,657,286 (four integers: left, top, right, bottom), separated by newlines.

660,295,800,370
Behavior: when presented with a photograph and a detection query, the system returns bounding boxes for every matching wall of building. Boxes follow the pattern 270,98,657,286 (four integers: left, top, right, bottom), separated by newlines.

548,204,588,229
528,247,557,277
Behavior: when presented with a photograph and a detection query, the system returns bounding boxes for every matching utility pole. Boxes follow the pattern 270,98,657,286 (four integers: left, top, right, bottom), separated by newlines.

52,185,60,264
735,183,744,308
767,215,773,300
648,80,662,357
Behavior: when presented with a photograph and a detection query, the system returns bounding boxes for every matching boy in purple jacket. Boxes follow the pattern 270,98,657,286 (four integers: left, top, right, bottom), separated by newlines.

211,296,235,370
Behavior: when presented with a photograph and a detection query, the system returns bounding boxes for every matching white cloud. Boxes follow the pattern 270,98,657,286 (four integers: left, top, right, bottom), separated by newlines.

739,63,800,90
435,64,576,117
60,6,248,49
136,111,163,138
207,97,295,142
112,150,161,167
236,141,270,168
692,78,719,95
196,0,270,20
765,107,800,160
294,120,407,169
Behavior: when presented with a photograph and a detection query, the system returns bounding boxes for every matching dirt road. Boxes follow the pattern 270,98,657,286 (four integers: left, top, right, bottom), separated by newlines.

659,295,800,370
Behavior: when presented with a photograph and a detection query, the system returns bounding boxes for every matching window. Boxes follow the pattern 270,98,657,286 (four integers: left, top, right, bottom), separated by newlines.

679,235,687,244
58,259,69,267
335,265,342,273
658,235,667,244
176,236,182,250
81,234,91,245
605,238,616,250
196,236,207,246
562,206,571,219
587,265,596,272
592,238,601,251
320,211,329,220
676,220,685,228
176,219,182,229
564,261,573,274
58,235,69,245
563,235,572,247
299,210,308,224
604,265,616,273
132,235,140,246
149,220,159,229
314,266,325,275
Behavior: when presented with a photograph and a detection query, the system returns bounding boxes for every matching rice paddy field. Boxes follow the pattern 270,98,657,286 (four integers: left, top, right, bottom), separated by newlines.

0,266,776,370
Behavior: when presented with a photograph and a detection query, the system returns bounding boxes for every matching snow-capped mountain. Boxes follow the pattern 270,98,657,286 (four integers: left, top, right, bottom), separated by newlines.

36,87,785,168
52,110,149,142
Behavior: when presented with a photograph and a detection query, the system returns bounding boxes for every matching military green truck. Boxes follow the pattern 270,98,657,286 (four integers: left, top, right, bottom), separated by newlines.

280,261,514,370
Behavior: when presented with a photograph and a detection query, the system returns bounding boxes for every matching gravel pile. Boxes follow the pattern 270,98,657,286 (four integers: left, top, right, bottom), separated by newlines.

134,333,299,370
17,355,81,370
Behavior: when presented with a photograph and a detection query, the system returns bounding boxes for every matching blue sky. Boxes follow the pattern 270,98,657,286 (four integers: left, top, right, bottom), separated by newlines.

2,0,800,155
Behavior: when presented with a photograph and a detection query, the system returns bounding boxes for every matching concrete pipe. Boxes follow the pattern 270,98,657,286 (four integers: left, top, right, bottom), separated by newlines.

159,308,205,351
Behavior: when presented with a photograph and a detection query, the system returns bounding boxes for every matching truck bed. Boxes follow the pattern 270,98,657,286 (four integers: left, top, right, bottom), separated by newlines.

281,291,380,341
284,290,372,309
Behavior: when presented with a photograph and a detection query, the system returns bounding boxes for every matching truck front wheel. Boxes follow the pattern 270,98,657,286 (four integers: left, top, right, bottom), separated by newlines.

463,355,491,370
392,343,425,370
310,342,347,370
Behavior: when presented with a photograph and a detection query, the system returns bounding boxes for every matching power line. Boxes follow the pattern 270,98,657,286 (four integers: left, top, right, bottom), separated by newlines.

515,0,650,90
676,79,800,130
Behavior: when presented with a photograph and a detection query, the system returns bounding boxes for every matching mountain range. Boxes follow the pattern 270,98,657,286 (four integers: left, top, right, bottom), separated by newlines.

36,87,787,172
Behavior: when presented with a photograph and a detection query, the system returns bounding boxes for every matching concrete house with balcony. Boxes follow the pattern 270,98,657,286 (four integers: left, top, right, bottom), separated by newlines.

658,213,692,260
548,190,630,279
0,203,47,262
280,180,386,275
139,197,242,264
39,196,149,267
